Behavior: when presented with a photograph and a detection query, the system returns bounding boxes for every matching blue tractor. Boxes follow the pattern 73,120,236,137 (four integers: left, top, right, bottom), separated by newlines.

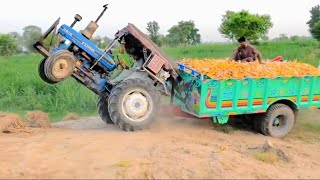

34,4,180,131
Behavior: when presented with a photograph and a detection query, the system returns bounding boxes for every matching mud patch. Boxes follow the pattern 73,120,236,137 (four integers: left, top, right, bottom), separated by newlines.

249,140,290,164
0,113,26,133
25,111,51,129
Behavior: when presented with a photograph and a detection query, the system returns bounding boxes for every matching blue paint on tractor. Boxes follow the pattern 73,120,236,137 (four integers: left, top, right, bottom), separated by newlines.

33,5,121,95
58,25,117,71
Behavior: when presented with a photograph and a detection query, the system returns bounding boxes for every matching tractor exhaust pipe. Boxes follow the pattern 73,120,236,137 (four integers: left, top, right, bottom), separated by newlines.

82,4,108,39
95,4,108,24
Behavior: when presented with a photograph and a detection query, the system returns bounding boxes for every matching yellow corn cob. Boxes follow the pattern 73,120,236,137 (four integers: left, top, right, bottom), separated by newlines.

179,59,320,79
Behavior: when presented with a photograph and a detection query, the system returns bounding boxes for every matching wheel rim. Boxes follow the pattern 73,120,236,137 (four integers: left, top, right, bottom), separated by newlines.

272,115,287,132
52,58,72,79
122,89,153,122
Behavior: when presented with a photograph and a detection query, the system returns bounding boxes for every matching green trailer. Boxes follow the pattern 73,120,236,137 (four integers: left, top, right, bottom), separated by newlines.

174,63,320,138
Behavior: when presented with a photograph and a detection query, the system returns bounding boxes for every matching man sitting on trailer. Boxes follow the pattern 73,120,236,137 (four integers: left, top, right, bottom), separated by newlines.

230,36,263,64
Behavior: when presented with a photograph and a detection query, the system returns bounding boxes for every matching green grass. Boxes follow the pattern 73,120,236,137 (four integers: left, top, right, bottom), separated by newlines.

0,54,97,121
0,40,319,121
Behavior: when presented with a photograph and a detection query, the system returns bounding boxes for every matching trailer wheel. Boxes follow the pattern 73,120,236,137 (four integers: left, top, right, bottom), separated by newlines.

108,78,160,131
97,95,114,124
260,104,295,138
38,58,58,84
44,50,76,83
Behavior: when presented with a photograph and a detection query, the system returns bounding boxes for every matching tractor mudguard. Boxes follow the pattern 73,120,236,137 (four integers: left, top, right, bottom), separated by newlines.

125,72,152,84
109,59,145,85
109,69,135,85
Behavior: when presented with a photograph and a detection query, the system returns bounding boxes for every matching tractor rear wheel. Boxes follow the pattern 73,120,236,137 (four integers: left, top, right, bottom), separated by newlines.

260,104,295,138
97,95,114,124
44,50,76,83
108,78,160,131
38,58,58,84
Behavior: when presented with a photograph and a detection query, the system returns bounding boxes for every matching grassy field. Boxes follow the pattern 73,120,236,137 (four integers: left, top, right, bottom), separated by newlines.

0,39,319,121
0,54,97,121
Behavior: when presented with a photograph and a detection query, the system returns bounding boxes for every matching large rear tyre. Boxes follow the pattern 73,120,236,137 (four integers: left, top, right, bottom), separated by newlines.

97,95,114,124
38,58,58,84
44,50,76,83
260,104,295,138
108,78,160,131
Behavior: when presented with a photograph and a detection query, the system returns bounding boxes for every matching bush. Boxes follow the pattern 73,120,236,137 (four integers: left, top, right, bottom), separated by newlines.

0,34,17,56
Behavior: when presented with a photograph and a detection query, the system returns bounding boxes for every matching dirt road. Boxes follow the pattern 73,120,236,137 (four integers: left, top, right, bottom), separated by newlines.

1,111,320,179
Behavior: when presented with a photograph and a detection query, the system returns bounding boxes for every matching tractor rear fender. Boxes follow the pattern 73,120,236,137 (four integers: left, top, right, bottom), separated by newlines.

125,72,152,83
125,71,169,96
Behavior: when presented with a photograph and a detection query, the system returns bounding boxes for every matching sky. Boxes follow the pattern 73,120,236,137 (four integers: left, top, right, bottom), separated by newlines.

0,0,319,43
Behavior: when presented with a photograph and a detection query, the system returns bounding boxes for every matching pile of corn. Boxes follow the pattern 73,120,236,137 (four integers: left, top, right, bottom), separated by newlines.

179,59,320,79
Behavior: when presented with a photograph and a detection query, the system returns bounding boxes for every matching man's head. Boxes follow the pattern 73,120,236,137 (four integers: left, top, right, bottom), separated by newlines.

238,36,247,48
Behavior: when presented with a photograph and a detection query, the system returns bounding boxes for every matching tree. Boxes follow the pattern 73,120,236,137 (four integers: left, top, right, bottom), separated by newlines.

307,5,320,29
279,34,289,40
307,5,320,41
261,35,269,41
92,36,119,49
146,21,162,46
310,21,320,41
9,32,23,53
22,25,42,53
219,10,273,42
92,35,105,48
9,32,20,40
290,35,300,41
0,34,17,56
166,20,201,47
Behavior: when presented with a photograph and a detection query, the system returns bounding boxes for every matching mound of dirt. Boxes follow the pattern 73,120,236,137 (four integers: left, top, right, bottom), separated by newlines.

0,113,25,133
63,113,80,121
25,111,51,129
250,140,290,164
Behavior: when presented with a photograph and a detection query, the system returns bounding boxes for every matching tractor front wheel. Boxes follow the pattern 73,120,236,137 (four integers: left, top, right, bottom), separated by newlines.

44,50,76,83
108,78,160,131
38,58,58,84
